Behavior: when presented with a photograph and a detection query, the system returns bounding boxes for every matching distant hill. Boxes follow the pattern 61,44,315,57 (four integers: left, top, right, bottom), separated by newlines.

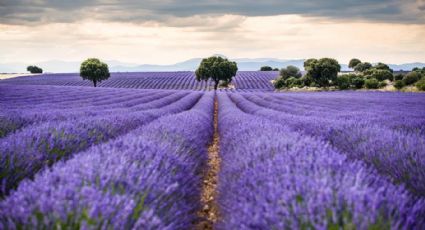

1,57,424,73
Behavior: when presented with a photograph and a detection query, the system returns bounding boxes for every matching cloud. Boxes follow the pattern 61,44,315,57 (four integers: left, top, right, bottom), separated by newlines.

0,0,424,26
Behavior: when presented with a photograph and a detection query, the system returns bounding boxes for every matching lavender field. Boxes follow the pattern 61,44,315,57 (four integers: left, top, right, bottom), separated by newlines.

0,76,424,229
0,71,278,91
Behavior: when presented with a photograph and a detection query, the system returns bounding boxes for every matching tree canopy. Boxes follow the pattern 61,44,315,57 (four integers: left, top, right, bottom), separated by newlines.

80,58,110,87
374,62,393,73
304,58,341,87
279,65,302,80
354,62,372,72
195,56,238,90
27,66,43,73
348,58,361,69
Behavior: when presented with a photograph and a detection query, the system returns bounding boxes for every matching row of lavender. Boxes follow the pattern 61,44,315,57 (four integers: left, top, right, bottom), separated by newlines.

217,92,425,229
0,85,200,199
0,84,214,228
0,71,278,91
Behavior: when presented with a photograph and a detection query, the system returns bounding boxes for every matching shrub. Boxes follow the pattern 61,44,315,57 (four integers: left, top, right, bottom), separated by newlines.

402,72,421,85
285,77,303,88
394,73,404,81
273,77,286,89
280,65,302,80
394,80,405,90
365,78,379,89
416,78,425,91
365,69,393,81
300,75,313,87
336,76,350,90
378,81,387,88
351,77,365,89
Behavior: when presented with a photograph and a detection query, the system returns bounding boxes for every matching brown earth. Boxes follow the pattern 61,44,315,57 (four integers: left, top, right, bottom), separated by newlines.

195,97,221,230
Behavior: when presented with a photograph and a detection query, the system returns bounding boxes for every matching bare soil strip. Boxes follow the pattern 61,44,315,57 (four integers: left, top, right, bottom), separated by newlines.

196,97,220,230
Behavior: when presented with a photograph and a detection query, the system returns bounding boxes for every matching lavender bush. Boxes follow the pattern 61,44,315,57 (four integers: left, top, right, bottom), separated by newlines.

217,93,425,229
229,92,425,196
0,71,278,91
0,89,202,196
0,93,214,229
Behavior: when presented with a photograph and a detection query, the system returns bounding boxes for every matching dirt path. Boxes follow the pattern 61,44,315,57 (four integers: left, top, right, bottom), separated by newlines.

196,97,220,229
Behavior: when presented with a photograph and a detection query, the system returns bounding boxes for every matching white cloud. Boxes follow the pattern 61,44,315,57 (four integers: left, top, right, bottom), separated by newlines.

0,15,424,65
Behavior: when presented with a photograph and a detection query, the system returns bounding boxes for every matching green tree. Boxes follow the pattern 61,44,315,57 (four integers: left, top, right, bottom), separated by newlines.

80,58,110,87
365,78,379,89
354,62,372,72
280,65,302,80
27,65,43,73
195,56,238,90
351,77,365,89
260,66,273,71
402,71,421,85
416,78,425,91
394,80,405,90
366,69,393,81
336,75,350,90
348,58,361,69
374,62,393,73
304,58,341,87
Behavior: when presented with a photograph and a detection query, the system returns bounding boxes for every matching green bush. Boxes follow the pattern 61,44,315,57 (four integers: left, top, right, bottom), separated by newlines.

378,81,387,88
285,77,303,88
336,76,350,90
364,69,393,81
394,74,404,81
300,75,313,87
351,77,365,89
402,72,421,85
416,78,425,91
273,77,286,89
365,78,379,89
394,80,405,90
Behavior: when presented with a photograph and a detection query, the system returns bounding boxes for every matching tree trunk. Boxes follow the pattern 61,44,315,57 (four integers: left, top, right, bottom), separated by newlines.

93,80,97,87
214,80,218,90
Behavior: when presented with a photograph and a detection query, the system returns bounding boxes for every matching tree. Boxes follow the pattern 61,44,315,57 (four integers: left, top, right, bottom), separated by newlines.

374,62,393,73
260,66,273,71
351,77,365,89
336,75,350,90
365,78,379,89
394,80,405,90
27,65,43,73
366,69,393,81
416,78,425,91
402,71,421,85
304,58,341,87
354,62,372,72
348,58,361,69
80,58,110,87
195,56,238,90
279,65,302,80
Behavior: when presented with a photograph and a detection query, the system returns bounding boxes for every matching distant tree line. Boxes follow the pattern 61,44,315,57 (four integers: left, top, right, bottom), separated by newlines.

273,58,425,91
260,66,279,71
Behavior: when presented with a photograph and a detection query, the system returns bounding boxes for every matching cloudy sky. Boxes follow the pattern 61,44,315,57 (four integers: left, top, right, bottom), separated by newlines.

0,0,424,65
